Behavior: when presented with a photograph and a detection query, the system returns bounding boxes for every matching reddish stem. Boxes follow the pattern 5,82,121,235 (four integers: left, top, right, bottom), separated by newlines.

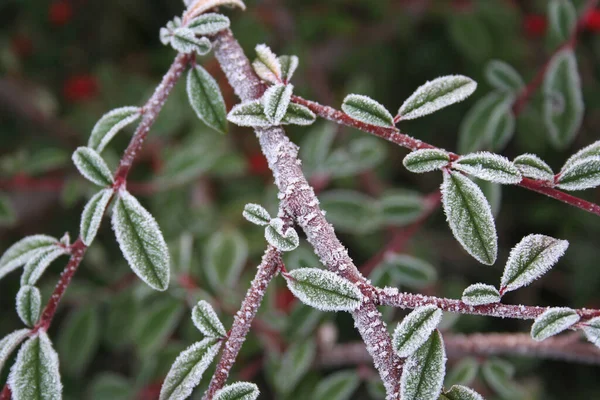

0,385,11,400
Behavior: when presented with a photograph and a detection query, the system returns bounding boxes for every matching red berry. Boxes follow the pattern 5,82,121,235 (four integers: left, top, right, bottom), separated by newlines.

248,152,270,176
49,1,73,26
524,14,547,37
584,10,600,31
275,288,296,313
63,74,98,102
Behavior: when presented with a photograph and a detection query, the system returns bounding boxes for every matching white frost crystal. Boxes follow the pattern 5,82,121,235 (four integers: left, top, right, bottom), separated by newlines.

0,235,58,280
80,188,113,246
442,385,484,400
16,285,41,327
398,75,477,120
453,152,522,184
170,27,212,54
341,94,395,128
187,65,228,133
561,140,600,170
253,44,282,84
279,55,299,83
393,305,442,357
0,329,30,376
187,13,230,35
513,154,554,181
284,268,363,312
500,234,568,294
112,189,170,291
88,106,141,153
9,331,62,400
214,382,259,400
441,170,497,265
265,218,299,252
159,338,221,400
400,330,446,400
556,156,600,191
531,307,580,341
227,100,271,127
185,0,246,22
461,283,501,306
262,83,293,124
72,147,114,187
192,300,227,338
582,316,600,348
20,247,68,286
281,103,316,126
242,203,271,226
485,60,524,93
403,148,450,173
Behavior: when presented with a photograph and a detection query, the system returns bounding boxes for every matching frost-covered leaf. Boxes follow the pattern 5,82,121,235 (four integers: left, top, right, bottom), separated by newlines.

556,156,600,191
265,218,299,252
0,235,58,280
214,382,259,400
72,147,114,187
393,305,443,357
342,94,394,127
561,140,600,170
262,83,293,124
582,316,600,348
88,107,141,153
548,0,576,42
323,136,386,178
543,49,583,149
112,189,170,291
284,268,362,312
9,331,62,400
440,385,484,400
227,100,270,127
253,44,281,84
187,65,228,134
403,149,450,173
279,55,299,83
242,203,271,226
531,307,580,341
401,330,446,400
170,27,212,54
0,194,16,226
0,329,30,377
461,283,500,306
385,253,437,289
313,370,359,400
159,338,221,400
485,60,524,93
21,247,68,286
379,190,426,226
274,339,316,395
185,0,246,22
187,13,230,35
488,109,516,152
500,234,569,294
445,357,478,387
441,170,497,265
319,190,380,234
16,285,41,327
513,154,554,181
281,103,316,126
473,177,502,218
80,189,113,246
481,358,523,399
57,307,100,377
453,152,522,184
398,75,477,120
192,300,227,338
204,230,248,290
299,123,336,176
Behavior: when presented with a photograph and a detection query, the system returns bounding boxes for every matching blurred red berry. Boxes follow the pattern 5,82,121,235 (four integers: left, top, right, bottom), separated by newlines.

524,14,547,37
63,74,98,102
275,288,296,313
248,152,270,175
584,10,600,31
10,35,33,58
49,1,73,26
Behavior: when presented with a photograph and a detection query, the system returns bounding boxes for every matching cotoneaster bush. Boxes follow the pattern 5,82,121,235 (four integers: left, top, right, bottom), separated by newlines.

1,0,600,399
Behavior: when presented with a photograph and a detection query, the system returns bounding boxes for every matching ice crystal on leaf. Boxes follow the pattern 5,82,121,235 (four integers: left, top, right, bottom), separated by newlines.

253,44,282,84
393,305,443,357
185,0,246,23
214,382,259,400
531,307,579,341
453,152,522,184
16,285,41,327
341,94,395,128
398,75,477,120
242,203,271,226
281,103,316,126
160,17,182,46
72,147,114,187
80,189,113,246
265,218,299,252
441,170,498,265
187,65,228,133
262,83,293,124
561,140,600,170
500,234,568,294
187,13,230,36
20,247,68,286
485,60,524,93
9,331,62,400
192,300,227,338
279,55,299,83
284,268,362,312
513,154,554,181
0,235,58,281
159,338,221,400
440,385,484,400
582,317,600,348
401,330,446,400
556,156,600,191
170,28,212,54
403,149,450,173
0,329,30,377
227,100,271,127
88,107,141,153
112,189,170,291
461,283,501,306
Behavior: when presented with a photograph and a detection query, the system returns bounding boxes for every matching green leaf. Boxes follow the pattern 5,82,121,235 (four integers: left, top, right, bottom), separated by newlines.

398,75,477,120
485,60,524,93
88,107,141,153
133,297,185,355
214,382,259,400
80,189,113,246
324,136,387,178
89,373,133,400
500,234,569,294
57,307,100,376
16,285,41,327
265,218,299,252
313,370,359,400
0,193,16,226
444,357,478,387
159,338,221,400
204,230,248,290
342,94,394,127
8,331,62,400
0,235,58,280
582,316,600,348
403,149,451,173
0,329,31,377
227,100,270,127
170,27,212,54
319,190,380,234
441,170,498,265
192,300,227,338
160,135,224,185
262,83,293,124
284,268,363,312
440,385,484,400
556,156,600,191
385,254,437,289
299,123,336,176
393,305,443,357
561,140,600,170
112,189,170,291
187,13,230,35
187,65,228,133
548,0,576,43
513,154,554,181
274,339,316,395
543,49,583,149
453,152,522,184
242,203,271,226
448,14,492,62
253,44,282,84
20,247,68,286
72,147,114,187
281,103,316,126
401,330,446,400
531,307,579,341
279,55,299,83
473,177,502,218
461,283,500,306
481,358,523,399
489,109,516,152
379,190,426,227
